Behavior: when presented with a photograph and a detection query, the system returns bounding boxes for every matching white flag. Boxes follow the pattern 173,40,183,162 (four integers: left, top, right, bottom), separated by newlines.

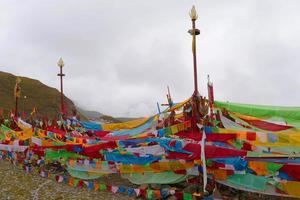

200,125,207,193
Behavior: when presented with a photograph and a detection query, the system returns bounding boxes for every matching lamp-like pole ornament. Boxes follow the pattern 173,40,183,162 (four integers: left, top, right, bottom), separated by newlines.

189,5,200,96
57,57,65,114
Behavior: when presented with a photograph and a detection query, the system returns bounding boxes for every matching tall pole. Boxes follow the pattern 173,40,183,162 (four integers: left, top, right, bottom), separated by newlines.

57,57,65,115
15,97,18,118
188,6,201,133
14,77,21,118
189,6,200,97
189,7,207,196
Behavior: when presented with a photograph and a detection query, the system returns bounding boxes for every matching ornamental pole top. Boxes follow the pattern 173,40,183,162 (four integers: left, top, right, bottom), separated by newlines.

57,57,64,68
189,5,198,21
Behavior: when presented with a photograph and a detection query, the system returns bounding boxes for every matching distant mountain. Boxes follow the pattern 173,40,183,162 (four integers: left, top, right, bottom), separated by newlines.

76,107,142,123
115,117,142,122
97,115,121,123
76,107,103,119
76,107,120,123
0,71,85,119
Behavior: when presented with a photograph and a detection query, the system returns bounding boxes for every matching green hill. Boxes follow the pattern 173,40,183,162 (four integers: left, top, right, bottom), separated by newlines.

0,71,78,119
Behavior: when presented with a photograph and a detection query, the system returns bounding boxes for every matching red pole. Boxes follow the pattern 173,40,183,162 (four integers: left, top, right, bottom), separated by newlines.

189,7,200,133
14,78,21,118
60,66,64,114
57,58,65,115
15,96,18,118
192,19,199,96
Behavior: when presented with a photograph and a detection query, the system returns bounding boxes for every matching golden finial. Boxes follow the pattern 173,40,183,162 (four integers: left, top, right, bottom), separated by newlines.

57,57,65,68
189,5,198,20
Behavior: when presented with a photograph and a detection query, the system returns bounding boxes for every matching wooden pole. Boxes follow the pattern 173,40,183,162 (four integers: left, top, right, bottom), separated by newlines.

192,19,199,96
60,66,64,114
189,6,205,196
189,6,201,132
57,58,65,115
157,102,161,114
15,95,18,118
14,77,21,118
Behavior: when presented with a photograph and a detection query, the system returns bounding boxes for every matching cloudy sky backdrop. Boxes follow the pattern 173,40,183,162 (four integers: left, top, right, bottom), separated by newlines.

1,0,300,117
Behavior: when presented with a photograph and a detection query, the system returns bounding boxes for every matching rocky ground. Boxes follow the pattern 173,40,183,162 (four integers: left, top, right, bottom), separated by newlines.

0,160,133,200
0,160,298,200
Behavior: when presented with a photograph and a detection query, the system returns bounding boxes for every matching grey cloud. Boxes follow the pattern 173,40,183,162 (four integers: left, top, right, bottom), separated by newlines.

1,0,300,117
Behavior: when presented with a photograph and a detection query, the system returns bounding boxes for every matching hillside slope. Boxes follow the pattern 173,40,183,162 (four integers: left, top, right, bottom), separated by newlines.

0,71,76,118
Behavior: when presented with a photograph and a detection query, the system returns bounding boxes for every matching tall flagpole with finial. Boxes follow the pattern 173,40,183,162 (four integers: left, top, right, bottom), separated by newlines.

188,6,201,133
189,5,200,97
57,57,65,115
14,77,21,118
188,7,209,195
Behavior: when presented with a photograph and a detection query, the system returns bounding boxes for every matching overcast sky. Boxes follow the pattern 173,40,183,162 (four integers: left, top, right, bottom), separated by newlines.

1,0,300,117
